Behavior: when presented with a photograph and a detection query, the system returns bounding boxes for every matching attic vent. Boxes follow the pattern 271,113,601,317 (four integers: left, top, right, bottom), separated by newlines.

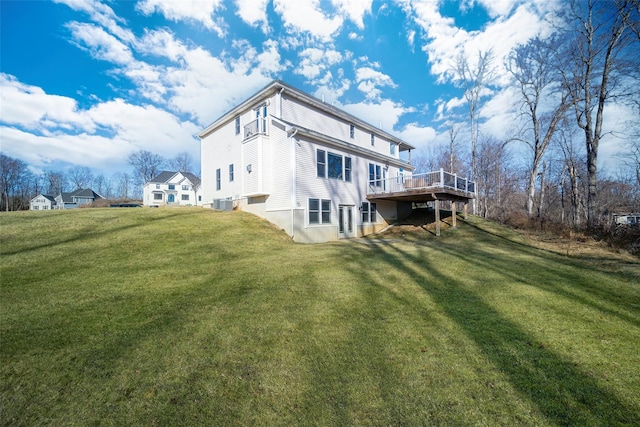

212,198,233,211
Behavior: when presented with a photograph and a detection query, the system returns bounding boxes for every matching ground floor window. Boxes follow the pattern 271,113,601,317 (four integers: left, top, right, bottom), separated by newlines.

216,168,221,190
181,194,189,201
309,198,331,224
361,202,377,223
154,193,163,200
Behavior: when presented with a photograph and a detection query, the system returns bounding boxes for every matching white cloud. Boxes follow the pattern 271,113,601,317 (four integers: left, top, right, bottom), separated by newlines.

476,0,514,17
0,126,131,172
137,29,189,61
355,66,397,100
406,1,558,85
340,98,409,132
332,0,373,29
53,0,135,44
0,73,94,132
296,48,344,80
273,0,344,41
396,123,437,150
136,0,227,37
66,21,134,65
0,74,200,173
235,0,270,31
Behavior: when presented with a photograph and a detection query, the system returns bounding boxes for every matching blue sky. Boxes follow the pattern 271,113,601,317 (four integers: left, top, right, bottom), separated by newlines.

0,0,632,177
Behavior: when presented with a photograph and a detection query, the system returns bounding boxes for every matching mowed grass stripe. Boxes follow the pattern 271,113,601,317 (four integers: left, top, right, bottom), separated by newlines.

1,208,639,426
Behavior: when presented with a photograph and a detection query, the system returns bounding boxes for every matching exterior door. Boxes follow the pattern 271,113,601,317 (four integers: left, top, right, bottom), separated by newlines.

168,194,175,203
338,205,354,239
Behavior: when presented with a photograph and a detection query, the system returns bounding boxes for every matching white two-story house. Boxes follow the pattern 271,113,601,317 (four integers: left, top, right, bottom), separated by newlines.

199,80,475,243
143,171,202,207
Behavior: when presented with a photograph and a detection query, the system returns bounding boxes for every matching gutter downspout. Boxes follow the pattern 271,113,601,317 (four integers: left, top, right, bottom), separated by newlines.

289,127,298,239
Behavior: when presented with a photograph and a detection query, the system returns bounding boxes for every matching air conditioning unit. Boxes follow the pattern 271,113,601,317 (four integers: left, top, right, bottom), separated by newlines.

212,198,233,211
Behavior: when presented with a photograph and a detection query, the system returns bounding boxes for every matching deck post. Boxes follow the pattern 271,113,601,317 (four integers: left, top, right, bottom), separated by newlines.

452,201,457,228
463,202,468,220
435,199,441,237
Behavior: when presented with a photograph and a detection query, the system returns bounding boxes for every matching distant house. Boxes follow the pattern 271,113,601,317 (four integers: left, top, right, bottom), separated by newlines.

54,188,103,209
143,171,202,207
30,194,56,210
614,213,640,225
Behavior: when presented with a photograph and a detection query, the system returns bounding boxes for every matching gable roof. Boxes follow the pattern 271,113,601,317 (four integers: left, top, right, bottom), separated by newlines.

71,188,103,199
149,171,201,186
181,172,201,186
31,194,56,203
197,80,415,152
149,171,177,183
58,188,102,203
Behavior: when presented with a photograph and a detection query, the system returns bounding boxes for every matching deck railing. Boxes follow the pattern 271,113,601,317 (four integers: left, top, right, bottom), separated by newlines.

368,169,476,197
244,118,267,139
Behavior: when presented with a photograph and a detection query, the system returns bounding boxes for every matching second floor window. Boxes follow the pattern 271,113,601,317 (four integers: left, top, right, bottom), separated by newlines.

317,149,326,178
235,116,240,135
182,185,189,190
317,149,351,182
369,163,382,187
371,133,375,146
349,124,355,138
328,152,342,179
390,143,396,155
168,184,175,190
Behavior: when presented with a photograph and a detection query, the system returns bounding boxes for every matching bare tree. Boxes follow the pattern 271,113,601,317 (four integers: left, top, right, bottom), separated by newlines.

560,0,638,229
0,154,30,211
114,172,133,200
169,152,194,173
93,174,108,197
68,166,94,190
452,49,496,186
128,150,165,184
475,136,513,219
44,170,66,195
506,36,572,217
556,126,587,229
445,124,465,174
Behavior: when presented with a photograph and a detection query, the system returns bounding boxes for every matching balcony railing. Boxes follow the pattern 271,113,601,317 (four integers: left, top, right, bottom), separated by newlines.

368,169,476,197
244,118,267,139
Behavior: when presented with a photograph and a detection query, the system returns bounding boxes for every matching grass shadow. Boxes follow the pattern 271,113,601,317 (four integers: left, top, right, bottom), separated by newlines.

347,233,640,425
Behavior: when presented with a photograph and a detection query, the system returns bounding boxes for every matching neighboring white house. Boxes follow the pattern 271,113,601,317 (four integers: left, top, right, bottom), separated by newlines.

143,171,202,207
30,194,56,210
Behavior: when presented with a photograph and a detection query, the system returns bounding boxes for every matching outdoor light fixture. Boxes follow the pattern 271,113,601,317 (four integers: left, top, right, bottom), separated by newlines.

246,164,252,173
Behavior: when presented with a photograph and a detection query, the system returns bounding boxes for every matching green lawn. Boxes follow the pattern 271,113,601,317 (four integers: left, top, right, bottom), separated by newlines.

1,208,639,426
